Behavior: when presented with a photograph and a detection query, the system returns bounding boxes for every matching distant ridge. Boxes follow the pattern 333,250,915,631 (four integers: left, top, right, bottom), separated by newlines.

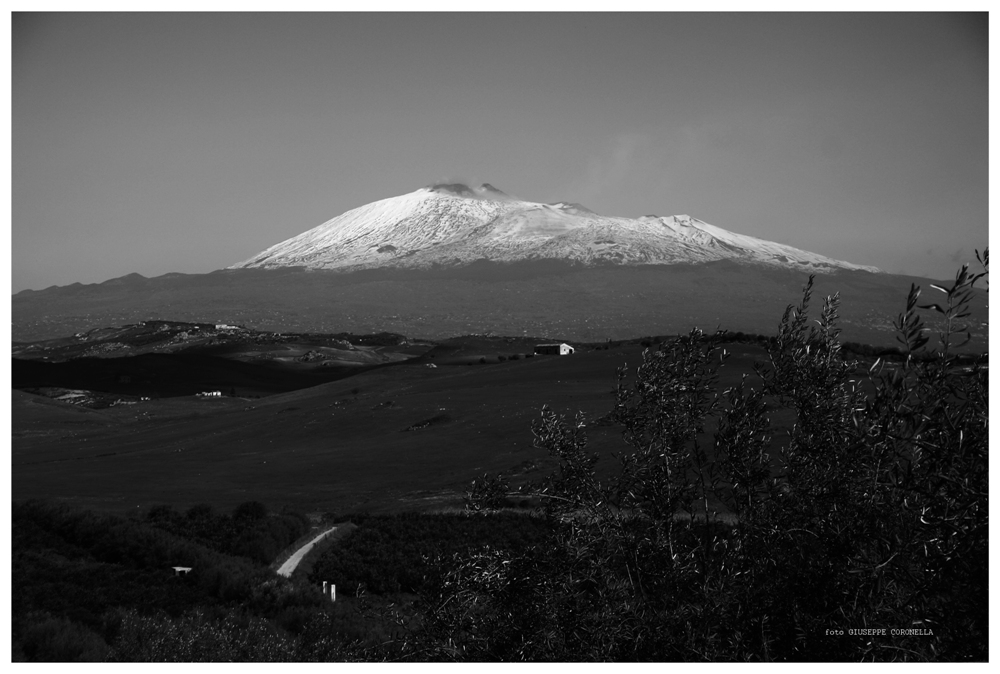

16,260,986,351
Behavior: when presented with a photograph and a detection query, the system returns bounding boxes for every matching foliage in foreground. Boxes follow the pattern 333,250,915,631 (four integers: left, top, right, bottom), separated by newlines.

11,501,560,661
436,257,988,661
11,500,335,661
307,512,558,596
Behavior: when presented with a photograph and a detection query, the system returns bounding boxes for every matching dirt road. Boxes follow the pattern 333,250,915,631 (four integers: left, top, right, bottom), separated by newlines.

276,525,338,578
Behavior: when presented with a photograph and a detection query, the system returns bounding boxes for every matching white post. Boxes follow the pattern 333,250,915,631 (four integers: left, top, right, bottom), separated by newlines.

331,584,336,602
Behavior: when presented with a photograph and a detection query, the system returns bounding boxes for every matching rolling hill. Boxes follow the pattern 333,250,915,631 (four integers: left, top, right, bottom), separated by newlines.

12,337,792,514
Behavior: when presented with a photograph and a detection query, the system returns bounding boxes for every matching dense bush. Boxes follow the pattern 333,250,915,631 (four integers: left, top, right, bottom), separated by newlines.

14,612,110,662
415,258,988,661
11,500,326,661
106,608,298,662
143,501,310,565
307,512,558,596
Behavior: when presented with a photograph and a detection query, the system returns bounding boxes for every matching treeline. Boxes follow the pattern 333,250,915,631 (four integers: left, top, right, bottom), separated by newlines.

308,512,559,596
594,330,985,365
328,331,407,346
143,501,309,565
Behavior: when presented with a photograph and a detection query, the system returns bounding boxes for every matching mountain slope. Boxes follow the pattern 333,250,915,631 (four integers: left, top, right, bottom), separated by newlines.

20,184,982,350
15,262,986,351
230,183,881,274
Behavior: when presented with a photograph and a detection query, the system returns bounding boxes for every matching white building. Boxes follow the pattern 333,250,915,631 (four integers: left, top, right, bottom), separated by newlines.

534,343,575,356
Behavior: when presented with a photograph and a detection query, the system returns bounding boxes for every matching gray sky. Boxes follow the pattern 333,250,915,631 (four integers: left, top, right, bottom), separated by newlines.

11,12,989,291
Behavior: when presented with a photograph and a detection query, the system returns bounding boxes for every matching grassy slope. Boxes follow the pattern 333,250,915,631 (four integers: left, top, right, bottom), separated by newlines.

12,342,775,515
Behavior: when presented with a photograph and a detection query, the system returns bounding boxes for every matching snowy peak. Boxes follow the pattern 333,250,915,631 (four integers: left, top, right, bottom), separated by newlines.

230,185,881,274
477,183,510,199
426,182,513,201
427,183,480,198
549,202,597,216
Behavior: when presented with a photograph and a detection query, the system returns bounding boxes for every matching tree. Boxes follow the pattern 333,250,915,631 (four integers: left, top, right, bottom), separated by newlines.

233,501,268,522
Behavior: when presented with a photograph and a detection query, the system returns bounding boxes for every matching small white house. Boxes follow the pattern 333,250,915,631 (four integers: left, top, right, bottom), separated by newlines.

535,343,575,356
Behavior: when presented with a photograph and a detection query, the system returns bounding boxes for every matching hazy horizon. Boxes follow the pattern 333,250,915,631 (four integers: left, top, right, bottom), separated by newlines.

12,12,989,292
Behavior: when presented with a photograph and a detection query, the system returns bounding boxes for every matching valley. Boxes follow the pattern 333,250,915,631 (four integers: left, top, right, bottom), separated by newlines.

15,309,840,516
14,327,761,513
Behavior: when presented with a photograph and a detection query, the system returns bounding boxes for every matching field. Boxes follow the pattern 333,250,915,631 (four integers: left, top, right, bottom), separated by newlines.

13,333,783,514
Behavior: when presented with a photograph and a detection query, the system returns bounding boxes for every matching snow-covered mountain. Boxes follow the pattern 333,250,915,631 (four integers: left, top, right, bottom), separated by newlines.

230,183,881,274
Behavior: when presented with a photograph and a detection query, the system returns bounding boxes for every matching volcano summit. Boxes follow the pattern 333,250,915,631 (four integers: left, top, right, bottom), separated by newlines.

230,183,881,274
20,182,969,348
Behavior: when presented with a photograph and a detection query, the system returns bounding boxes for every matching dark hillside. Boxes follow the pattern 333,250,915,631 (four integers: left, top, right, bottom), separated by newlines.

13,261,987,350
13,353,379,400
11,340,771,514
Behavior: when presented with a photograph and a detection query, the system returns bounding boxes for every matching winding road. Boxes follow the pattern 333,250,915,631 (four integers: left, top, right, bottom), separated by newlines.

276,525,338,578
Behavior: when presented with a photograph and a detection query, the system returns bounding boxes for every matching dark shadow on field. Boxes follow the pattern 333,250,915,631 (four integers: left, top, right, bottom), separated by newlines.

12,340,807,518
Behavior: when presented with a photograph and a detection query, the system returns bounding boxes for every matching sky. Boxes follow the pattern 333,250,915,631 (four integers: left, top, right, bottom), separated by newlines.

11,11,990,292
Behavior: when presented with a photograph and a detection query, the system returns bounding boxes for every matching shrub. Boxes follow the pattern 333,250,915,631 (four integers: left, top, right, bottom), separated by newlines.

466,473,510,512
107,608,297,662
